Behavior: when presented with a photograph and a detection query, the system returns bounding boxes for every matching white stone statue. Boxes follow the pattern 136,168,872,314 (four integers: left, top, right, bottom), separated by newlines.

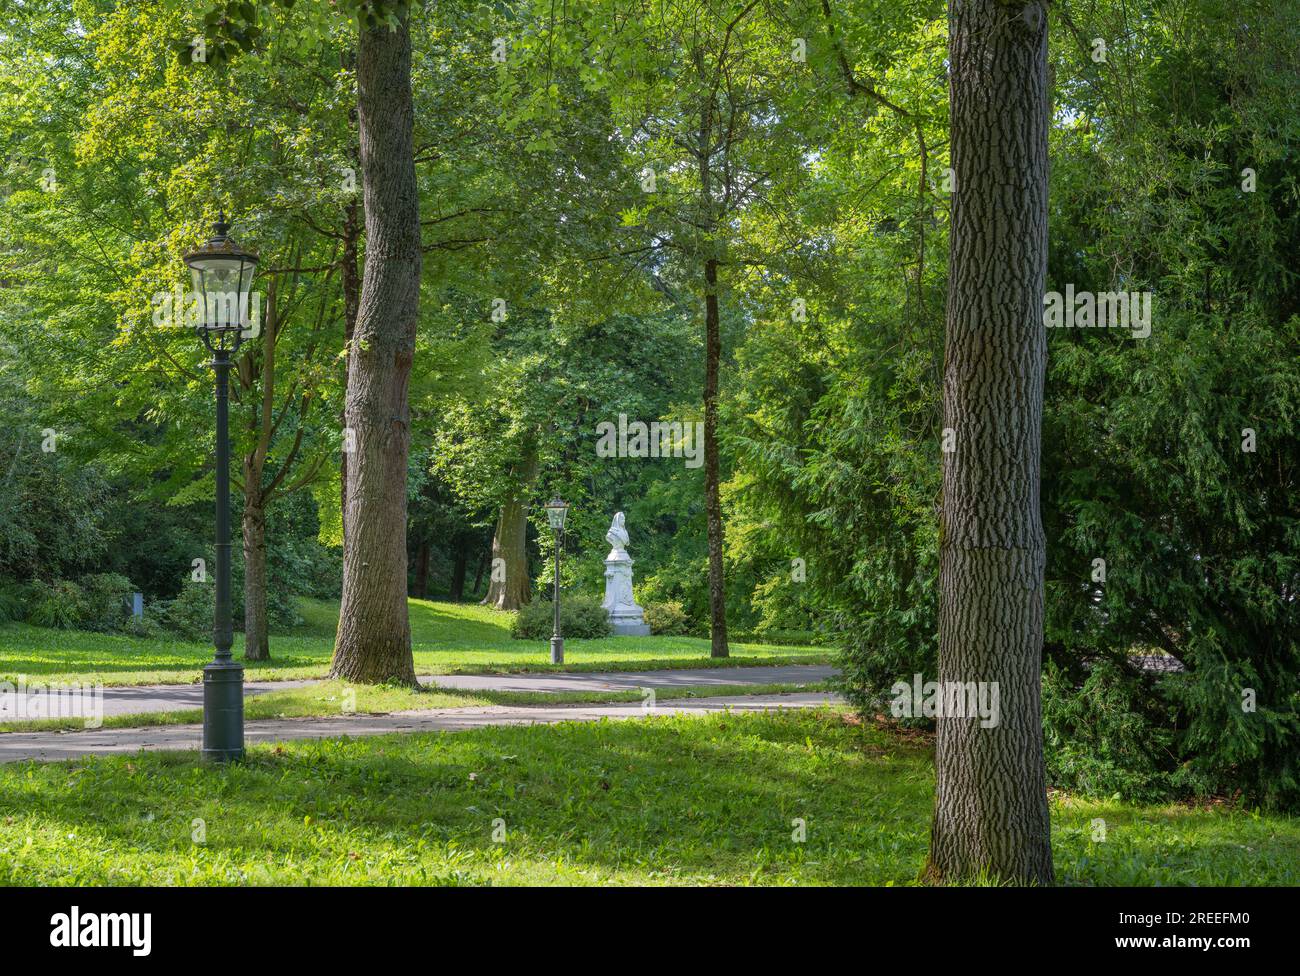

602,512,650,636
605,511,630,557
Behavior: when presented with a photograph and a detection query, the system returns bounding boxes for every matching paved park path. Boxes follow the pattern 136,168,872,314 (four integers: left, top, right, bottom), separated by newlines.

0,691,842,764
3,664,838,720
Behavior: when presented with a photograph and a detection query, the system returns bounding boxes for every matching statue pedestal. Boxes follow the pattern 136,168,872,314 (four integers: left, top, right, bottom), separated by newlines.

603,552,651,636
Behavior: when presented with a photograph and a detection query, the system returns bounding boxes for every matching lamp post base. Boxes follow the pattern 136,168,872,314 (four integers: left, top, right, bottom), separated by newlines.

550,637,564,665
202,659,245,763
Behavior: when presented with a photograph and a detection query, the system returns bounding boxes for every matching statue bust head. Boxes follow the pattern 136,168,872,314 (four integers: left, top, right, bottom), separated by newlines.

606,511,630,555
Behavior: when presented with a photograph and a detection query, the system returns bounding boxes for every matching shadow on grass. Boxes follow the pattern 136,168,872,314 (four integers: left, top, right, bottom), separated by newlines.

2,710,1296,886
0,711,934,886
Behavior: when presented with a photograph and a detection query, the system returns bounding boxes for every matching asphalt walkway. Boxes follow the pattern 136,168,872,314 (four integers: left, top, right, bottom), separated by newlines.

2,664,838,719
0,691,841,763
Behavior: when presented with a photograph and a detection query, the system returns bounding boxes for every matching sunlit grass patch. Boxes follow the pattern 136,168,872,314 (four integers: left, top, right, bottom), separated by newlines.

1,709,1292,887
0,597,829,688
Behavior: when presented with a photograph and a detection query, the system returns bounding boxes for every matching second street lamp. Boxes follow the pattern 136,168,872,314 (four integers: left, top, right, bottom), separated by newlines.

543,496,570,664
182,213,258,763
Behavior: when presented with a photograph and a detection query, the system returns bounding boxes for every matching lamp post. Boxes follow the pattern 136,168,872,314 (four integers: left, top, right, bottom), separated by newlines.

182,213,258,763
543,496,570,664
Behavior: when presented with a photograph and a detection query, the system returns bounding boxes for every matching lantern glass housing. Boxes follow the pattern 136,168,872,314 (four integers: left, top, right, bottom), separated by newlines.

544,496,569,530
182,214,258,339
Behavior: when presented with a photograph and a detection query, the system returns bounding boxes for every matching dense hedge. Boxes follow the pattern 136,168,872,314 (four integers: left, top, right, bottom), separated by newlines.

0,573,303,642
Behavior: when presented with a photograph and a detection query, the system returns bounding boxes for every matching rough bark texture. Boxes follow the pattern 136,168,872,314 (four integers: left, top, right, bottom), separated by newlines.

481,445,537,611
329,13,420,686
924,0,1054,886
481,497,532,610
703,255,728,658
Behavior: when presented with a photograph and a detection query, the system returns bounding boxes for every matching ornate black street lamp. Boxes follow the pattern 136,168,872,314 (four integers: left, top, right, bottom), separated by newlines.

543,496,570,664
183,213,257,763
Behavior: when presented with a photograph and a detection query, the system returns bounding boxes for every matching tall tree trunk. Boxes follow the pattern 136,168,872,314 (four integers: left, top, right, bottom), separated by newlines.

924,0,1053,886
703,256,728,658
481,497,531,610
329,12,420,686
239,277,277,662
241,497,269,661
413,539,430,598
480,444,537,611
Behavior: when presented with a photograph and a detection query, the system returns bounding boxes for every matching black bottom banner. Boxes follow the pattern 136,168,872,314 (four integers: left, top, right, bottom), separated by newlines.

0,884,1282,963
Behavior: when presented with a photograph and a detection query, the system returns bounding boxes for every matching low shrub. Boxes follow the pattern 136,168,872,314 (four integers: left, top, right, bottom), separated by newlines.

643,600,691,636
0,580,29,623
24,579,86,629
149,579,304,640
121,613,164,639
733,627,820,646
153,582,215,642
511,592,612,640
78,573,136,632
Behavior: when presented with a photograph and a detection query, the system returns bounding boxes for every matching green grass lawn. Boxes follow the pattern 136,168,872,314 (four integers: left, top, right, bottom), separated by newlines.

1,709,1294,886
0,597,830,687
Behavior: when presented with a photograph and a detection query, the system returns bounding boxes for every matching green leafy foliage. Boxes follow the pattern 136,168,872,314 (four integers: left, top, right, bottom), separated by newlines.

726,0,1299,810
0,581,27,624
77,573,138,633
24,579,88,630
643,600,691,636
149,582,215,642
510,593,613,640
0,0,1294,821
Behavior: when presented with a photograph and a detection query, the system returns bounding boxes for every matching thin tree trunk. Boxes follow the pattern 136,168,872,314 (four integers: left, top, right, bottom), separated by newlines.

924,0,1054,886
471,538,489,596
703,256,728,658
329,11,420,686
449,542,468,602
413,539,430,598
239,277,277,662
340,195,360,544
241,498,269,661
339,45,361,546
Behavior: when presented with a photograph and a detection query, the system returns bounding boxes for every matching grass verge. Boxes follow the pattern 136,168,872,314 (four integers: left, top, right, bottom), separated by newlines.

1,709,1294,886
0,597,830,687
